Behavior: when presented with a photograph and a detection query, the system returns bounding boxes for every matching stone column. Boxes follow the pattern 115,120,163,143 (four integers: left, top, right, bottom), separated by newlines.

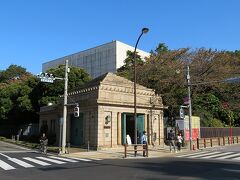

117,112,121,145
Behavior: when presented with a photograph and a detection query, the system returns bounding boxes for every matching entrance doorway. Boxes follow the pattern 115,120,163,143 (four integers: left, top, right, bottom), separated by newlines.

121,113,145,144
70,114,84,146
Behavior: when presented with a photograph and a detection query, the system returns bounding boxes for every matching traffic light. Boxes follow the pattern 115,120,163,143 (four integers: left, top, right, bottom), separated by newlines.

179,108,185,119
74,106,79,117
37,72,55,83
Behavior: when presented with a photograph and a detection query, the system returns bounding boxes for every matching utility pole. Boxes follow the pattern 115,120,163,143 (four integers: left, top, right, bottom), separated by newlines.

186,65,193,150
61,60,69,154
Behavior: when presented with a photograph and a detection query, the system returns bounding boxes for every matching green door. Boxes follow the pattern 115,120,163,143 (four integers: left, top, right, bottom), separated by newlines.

70,113,84,146
121,113,126,144
137,114,145,143
121,113,145,145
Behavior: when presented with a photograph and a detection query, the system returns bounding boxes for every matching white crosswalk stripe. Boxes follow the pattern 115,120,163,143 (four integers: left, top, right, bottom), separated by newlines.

66,157,93,162
8,158,34,168
36,157,66,164
48,156,79,162
176,151,240,161
23,157,51,166
216,153,240,160
189,151,221,158
0,159,15,170
176,151,209,158
0,155,99,171
201,152,232,159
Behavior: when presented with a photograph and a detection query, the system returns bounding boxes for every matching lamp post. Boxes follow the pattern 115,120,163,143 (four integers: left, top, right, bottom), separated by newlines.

133,28,149,145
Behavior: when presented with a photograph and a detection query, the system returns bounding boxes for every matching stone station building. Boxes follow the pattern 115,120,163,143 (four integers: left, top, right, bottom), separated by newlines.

39,73,165,150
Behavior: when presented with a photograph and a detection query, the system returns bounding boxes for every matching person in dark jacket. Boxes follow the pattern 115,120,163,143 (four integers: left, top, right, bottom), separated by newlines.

168,130,176,152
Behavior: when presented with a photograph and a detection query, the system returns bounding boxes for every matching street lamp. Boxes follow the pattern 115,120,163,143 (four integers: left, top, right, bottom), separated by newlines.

133,28,149,145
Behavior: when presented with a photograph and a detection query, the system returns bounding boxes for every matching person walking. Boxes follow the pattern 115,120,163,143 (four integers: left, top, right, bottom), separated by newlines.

177,133,183,152
141,131,148,157
40,133,48,154
168,129,176,152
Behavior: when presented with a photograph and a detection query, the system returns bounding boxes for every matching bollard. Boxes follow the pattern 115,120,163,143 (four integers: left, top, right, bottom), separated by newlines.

66,142,70,154
197,138,199,149
87,140,90,152
124,144,127,158
134,145,137,157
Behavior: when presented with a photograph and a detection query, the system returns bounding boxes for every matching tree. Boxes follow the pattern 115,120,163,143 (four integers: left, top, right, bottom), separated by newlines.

37,65,92,106
117,43,240,127
0,65,30,83
0,64,92,136
117,50,144,80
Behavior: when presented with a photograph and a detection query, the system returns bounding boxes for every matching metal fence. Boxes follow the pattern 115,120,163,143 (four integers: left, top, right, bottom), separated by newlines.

200,127,240,138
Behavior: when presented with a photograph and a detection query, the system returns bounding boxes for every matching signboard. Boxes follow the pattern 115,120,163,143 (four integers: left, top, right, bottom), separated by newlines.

176,116,200,141
126,134,132,145
40,78,54,83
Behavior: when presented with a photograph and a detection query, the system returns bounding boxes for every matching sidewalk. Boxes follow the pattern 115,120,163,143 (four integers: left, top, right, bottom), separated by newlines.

61,146,190,160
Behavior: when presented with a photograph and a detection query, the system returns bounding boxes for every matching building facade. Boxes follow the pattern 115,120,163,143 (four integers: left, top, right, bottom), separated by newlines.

42,40,150,78
39,73,165,150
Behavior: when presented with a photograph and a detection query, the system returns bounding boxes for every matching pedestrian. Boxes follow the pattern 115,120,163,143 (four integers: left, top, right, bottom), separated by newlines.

141,131,148,157
40,133,48,154
168,129,176,152
177,133,183,152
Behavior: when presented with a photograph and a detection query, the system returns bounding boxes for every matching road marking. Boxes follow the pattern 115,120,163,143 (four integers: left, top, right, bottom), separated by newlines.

222,168,240,173
48,156,78,162
0,159,15,170
216,153,240,160
201,152,233,159
36,157,66,164
89,158,103,161
67,157,92,162
232,156,240,160
0,150,37,153
8,158,34,168
177,151,210,157
186,151,221,158
23,157,51,166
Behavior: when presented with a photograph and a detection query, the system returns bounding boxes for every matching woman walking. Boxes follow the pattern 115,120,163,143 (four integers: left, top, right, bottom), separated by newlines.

177,133,183,152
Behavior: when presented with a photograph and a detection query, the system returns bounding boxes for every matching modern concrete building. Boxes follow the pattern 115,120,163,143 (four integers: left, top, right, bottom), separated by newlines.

39,73,165,150
42,40,150,78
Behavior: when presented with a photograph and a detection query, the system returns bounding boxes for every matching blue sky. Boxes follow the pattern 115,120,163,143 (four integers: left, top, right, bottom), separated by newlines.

0,0,239,74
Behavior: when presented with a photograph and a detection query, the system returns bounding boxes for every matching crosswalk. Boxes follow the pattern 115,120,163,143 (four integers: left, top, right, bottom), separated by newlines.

176,151,240,162
0,155,102,171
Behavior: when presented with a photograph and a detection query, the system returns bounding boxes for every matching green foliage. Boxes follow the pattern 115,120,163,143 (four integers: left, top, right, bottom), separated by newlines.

117,44,240,127
0,65,29,83
37,65,91,106
0,64,91,130
117,50,144,80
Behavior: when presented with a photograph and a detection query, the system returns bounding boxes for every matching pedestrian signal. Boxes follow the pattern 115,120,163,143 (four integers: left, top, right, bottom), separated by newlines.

179,108,184,119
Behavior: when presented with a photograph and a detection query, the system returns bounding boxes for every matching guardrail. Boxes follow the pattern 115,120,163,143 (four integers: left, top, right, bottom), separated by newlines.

195,136,240,149
124,144,148,158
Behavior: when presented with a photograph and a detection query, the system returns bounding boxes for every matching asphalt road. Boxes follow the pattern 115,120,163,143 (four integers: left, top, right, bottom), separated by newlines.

1,141,240,180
